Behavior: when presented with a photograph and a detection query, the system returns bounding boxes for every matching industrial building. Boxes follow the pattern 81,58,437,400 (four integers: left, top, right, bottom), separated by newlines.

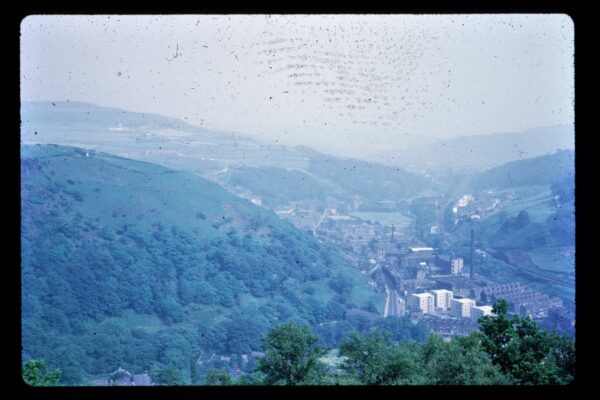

402,247,435,268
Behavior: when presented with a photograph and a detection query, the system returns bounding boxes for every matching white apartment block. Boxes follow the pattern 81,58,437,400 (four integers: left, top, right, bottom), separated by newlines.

451,258,464,275
408,293,434,314
470,305,494,322
451,298,476,318
430,289,454,310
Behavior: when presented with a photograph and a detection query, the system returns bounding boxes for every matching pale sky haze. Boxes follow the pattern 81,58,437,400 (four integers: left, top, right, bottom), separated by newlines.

20,14,574,155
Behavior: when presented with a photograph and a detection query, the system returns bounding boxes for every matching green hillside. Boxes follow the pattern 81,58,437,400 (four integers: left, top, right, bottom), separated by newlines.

469,149,574,191
306,154,435,209
450,150,575,250
21,144,384,384
225,166,335,208
439,150,575,303
22,101,437,213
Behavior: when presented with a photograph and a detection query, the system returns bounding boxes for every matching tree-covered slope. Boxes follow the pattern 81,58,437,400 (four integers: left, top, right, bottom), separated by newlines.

21,144,384,384
306,153,435,208
469,149,574,191
469,150,574,249
225,166,334,208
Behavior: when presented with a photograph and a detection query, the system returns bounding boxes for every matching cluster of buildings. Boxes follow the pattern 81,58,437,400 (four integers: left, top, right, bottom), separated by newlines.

449,191,517,225
260,192,573,339
91,367,154,386
407,289,493,323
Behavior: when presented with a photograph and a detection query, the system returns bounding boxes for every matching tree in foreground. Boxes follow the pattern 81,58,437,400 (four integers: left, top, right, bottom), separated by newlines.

204,368,234,385
421,333,507,385
256,322,328,385
478,299,575,384
22,359,62,386
339,331,426,385
152,366,186,386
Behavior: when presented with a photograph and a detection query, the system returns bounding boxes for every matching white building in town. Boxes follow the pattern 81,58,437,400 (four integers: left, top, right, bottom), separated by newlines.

451,258,464,275
457,194,474,207
430,289,454,310
409,247,434,256
470,305,494,322
408,293,435,314
451,298,476,318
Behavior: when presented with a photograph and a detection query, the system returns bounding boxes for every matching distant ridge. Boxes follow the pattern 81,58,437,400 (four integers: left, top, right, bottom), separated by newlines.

383,124,574,175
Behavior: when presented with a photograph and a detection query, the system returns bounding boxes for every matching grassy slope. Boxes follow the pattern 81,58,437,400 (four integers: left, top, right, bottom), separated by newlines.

21,144,384,381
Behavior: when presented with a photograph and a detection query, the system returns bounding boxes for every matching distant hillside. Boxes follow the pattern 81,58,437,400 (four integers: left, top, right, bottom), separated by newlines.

21,100,201,133
220,154,435,212
441,149,575,302
391,125,574,175
306,154,435,208
21,101,311,172
469,149,574,191
21,144,384,383
225,166,335,208
449,149,575,249
21,101,437,211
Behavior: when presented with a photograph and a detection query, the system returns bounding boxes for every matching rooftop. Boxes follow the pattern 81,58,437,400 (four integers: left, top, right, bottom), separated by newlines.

453,298,475,304
412,292,434,298
410,247,434,252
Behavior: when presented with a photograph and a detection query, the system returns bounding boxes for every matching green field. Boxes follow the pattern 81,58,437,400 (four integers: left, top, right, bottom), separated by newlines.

350,211,413,230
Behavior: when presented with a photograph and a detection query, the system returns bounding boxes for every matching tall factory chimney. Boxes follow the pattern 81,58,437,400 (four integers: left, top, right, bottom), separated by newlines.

470,229,475,280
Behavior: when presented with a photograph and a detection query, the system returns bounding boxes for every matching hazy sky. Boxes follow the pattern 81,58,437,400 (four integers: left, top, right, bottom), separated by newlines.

20,14,574,155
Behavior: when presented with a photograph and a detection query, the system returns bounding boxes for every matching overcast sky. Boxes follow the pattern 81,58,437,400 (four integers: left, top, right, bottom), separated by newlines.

20,14,574,155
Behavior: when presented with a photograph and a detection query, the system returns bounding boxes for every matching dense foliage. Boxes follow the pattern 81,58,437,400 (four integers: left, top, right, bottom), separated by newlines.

257,323,328,385
307,155,434,210
27,301,574,386
227,167,330,208
22,360,62,386
205,301,574,386
478,300,575,384
152,367,186,386
21,144,384,384
314,314,428,348
339,331,426,384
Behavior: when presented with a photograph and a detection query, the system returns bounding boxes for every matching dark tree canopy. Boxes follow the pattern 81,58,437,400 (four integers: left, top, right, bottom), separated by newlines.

257,323,327,385
478,299,575,384
22,360,62,386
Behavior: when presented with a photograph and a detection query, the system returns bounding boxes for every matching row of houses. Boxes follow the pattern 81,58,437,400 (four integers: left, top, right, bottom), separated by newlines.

481,282,563,318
